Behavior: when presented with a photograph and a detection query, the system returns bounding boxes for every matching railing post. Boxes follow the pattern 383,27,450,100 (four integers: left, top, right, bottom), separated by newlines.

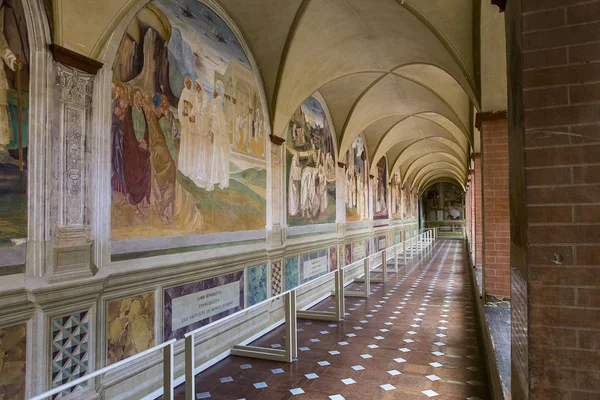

185,335,195,400
363,258,370,295
335,269,345,321
163,341,174,400
284,290,298,361
381,250,387,283
411,237,414,259
403,240,407,266
394,246,398,272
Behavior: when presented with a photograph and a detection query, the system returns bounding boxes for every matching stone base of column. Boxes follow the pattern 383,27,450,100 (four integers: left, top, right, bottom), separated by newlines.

267,224,285,248
48,226,95,283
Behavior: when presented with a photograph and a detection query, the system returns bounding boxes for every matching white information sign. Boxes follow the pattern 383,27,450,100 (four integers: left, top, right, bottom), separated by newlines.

303,255,328,281
352,244,365,262
171,281,240,331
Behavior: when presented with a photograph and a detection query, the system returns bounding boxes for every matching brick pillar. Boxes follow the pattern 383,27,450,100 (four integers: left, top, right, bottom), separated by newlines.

506,0,600,398
478,115,511,300
466,178,472,244
470,170,476,257
473,154,483,268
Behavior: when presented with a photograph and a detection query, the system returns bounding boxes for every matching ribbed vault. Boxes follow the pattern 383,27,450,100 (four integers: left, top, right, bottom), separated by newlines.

216,0,477,190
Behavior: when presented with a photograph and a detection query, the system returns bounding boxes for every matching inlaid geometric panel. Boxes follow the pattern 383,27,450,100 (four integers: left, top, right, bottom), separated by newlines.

271,262,282,297
51,311,90,397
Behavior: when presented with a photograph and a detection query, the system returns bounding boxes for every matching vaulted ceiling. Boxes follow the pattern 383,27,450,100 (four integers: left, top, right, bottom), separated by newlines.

53,0,496,192
217,0,478,191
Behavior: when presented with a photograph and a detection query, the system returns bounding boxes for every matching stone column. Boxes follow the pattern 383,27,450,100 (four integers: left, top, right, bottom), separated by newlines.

267,134,285,247
46,64,95,282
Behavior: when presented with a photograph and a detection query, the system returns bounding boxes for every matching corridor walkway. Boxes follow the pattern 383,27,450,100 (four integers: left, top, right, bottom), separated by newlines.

172,240,489,399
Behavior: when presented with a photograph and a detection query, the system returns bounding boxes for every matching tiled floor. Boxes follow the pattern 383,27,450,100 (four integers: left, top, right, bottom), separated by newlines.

170,240,489,399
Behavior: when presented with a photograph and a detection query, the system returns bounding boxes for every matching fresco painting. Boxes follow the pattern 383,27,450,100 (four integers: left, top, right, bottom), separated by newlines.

373,157,388,220
345,134,369,222
286,96,336,226
423,183,464,222
110,0,267,240
390,171,402,220
247,264,267,306
403,184,413,218
0,0,29,258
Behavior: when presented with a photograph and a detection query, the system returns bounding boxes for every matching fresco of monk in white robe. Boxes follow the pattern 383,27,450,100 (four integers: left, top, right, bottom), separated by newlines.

207,88,230,191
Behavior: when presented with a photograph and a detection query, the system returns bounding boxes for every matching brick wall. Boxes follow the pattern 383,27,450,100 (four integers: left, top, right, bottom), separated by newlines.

474,154,483,268
470,170,476,253
507,0,600,398
481,119,511,299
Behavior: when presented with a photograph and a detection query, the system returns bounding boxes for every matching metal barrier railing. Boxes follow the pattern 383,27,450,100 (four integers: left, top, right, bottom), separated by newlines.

30,339,176,400
30,231,437,400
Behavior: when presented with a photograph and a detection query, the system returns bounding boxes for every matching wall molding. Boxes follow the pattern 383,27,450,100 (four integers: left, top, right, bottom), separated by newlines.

49,44,103,75
475,110,507,131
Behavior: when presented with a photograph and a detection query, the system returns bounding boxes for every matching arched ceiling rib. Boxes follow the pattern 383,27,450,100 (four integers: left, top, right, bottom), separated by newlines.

338,74,467,157
271,0,476,138
421,173,467,192
422,176,466,192
411,162,467,190
368,116,468,172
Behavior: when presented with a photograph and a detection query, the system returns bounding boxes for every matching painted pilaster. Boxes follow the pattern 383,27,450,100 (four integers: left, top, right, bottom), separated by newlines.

25,48,54,277
90,66,112,268
46,64,95,282
268,135,285,247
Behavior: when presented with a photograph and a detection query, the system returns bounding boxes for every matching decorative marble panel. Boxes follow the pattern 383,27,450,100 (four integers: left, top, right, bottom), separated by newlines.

271,262,282,297
52,311,90,397
344,244,352,266
248,264,267,306
0,323,26,400
107,293,155,365
285,256,299,290
164,271,244,340
329,247,338,271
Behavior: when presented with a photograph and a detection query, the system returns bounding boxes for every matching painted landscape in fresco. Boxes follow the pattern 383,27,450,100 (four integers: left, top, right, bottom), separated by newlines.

345,134,369,222
390,171,402,219
286,96,336,226
373,157,388,220
0,0,29,252
110,0,267,240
